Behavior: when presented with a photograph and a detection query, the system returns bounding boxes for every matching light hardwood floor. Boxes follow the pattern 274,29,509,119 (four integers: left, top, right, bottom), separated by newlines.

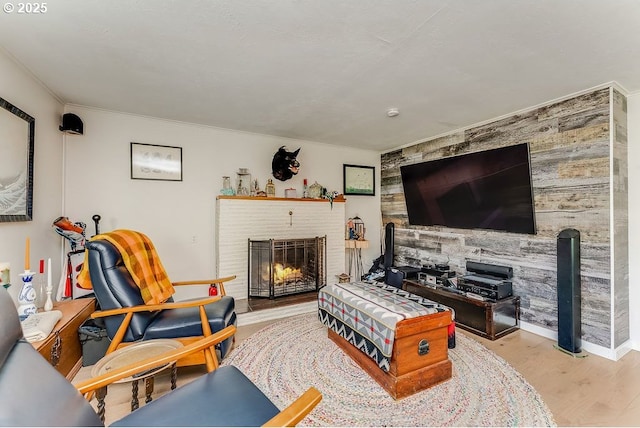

473,329,640,427
75,316,640,427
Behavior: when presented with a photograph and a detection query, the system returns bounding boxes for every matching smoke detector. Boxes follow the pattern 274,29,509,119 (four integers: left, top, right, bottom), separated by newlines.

386,108,400,118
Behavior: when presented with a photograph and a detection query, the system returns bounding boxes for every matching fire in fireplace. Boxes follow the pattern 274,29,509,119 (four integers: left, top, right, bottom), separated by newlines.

248,236,326,298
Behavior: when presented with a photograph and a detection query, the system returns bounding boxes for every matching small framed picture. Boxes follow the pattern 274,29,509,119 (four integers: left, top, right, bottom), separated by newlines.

131,142,182,181
343,164,375,196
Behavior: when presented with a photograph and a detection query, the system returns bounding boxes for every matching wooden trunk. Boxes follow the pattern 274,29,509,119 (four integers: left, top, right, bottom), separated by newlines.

31,298,96,380
328,310,452,400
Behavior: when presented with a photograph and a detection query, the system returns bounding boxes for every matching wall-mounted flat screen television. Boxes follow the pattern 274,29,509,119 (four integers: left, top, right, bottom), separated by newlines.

400,143,536,234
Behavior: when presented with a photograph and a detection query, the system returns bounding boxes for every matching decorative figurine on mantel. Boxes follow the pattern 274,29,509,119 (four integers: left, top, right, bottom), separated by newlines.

253,179,267,197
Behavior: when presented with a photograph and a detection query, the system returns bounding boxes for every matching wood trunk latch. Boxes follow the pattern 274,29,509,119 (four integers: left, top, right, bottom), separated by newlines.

50,331,62,367
418,339,430,355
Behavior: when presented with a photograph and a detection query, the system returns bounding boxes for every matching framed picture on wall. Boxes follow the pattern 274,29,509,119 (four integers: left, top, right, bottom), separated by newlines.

0,96,35,222
131,142,182,181
343,164,375,196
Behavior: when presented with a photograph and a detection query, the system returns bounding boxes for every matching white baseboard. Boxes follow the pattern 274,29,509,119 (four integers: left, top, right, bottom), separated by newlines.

519,321,634,361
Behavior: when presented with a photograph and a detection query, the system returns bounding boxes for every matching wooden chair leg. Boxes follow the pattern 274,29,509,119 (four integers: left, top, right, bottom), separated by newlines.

145,377,154,404
199,306,218,372
96,386,107,424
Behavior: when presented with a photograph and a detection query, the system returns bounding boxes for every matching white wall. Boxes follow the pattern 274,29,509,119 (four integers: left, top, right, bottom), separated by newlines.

0,49,65,303
63,106,381,300
628,91,639,351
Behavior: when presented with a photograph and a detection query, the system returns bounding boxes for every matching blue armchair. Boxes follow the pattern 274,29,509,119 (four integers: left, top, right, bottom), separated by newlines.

84,233,236,367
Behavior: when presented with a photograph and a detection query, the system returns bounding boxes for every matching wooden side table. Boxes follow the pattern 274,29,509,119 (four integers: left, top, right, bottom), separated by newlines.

30,297,96,380
345,239,369,281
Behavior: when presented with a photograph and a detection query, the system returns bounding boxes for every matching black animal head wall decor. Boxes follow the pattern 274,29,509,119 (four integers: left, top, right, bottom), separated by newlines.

272,146,301,181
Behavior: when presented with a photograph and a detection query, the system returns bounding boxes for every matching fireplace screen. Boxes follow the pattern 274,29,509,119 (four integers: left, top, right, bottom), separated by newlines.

248,236,326,298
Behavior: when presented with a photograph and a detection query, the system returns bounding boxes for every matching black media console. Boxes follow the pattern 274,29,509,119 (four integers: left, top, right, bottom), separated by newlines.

403,280,520,340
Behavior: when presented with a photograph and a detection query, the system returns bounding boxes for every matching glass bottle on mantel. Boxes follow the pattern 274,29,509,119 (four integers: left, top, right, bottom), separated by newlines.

220,176,235,195
265,179,276,197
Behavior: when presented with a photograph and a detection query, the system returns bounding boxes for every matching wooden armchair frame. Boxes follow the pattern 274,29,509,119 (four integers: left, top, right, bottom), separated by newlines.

92,275,236,369
74,326,322,427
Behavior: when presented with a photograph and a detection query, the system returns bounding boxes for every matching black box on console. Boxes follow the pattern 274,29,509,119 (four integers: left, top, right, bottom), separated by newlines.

394,266,422,280
457,280,513,300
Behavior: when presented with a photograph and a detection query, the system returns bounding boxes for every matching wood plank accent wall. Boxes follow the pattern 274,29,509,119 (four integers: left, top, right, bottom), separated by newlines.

381,87,629,349
612,88,630,347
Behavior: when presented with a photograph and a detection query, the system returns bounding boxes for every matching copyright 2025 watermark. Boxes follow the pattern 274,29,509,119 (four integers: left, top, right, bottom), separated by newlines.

3,2,48,13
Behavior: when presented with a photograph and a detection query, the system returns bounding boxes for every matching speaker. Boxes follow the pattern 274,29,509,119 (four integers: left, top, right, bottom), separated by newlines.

383,222,395,269
59,113,84,135
465,261,513,279
557,228,581,353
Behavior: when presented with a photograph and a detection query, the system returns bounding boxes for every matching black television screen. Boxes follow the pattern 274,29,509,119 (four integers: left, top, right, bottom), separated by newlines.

400,143,536,234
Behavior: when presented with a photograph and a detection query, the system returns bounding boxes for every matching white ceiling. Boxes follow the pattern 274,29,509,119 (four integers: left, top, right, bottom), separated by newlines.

1,0,640,152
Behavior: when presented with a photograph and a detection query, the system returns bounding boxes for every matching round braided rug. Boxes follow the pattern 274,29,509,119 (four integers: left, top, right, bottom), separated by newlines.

222,312,556,427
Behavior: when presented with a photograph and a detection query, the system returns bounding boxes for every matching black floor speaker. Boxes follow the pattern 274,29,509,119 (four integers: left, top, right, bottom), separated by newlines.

383,222,395,269
557,228,581,353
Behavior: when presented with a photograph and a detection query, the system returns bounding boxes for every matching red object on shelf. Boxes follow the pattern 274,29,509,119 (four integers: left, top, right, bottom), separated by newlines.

39,259,45,274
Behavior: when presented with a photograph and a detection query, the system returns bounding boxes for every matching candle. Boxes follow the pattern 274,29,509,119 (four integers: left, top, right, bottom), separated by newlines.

39,259,45,274
24,237,30,271
47,258,52,288
304,178,308,186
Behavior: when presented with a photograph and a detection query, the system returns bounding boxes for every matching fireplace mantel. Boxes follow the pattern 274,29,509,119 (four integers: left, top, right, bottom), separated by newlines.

216,197,346,299
216,195,346,203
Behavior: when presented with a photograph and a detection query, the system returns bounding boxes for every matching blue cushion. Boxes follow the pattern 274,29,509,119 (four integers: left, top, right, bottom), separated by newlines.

143,296,235,339
112,366,280,427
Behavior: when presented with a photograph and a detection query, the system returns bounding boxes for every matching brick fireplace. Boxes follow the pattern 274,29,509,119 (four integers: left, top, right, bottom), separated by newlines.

216,196,345,299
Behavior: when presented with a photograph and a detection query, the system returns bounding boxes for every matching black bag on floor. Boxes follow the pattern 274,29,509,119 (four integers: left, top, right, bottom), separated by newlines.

78,317,110,366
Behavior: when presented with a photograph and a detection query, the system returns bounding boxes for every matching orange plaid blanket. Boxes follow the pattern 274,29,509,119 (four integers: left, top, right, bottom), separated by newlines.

77,230,175,305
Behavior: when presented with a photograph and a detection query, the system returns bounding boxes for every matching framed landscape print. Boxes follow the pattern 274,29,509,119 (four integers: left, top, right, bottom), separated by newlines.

131,142,182,181
0,96,35,222
343,164,375,196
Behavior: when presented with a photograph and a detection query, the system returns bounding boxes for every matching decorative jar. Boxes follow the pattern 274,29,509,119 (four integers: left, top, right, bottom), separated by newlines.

265,179,276,197
220,176,235,195
236,168,251,196
307,181,323,199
